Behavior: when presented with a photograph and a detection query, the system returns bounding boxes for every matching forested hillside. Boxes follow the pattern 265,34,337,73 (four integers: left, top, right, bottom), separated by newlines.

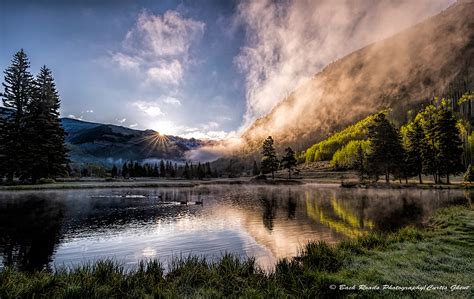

241,1,474,152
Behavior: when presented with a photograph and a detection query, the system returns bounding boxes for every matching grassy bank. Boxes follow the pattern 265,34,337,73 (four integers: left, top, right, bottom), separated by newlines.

1,206,473,298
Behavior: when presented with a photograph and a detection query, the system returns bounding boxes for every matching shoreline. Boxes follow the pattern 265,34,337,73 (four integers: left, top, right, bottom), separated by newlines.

1,176,474,191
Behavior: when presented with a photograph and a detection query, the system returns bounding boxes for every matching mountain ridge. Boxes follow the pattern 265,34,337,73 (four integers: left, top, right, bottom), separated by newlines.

241,1,474,152
0,107,209,165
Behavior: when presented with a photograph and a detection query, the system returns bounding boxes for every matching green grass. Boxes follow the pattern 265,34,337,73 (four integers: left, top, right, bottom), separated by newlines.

1,206,473,298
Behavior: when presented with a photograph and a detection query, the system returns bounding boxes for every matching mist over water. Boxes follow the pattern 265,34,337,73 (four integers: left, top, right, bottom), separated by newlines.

0,185,469,272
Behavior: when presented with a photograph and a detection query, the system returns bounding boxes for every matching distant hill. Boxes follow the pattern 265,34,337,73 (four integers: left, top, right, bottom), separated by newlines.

241,1,474,152
1,107,209,165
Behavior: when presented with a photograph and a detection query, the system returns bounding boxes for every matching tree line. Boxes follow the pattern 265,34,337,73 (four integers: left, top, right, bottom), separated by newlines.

356,100,463,184
0,49,68,183
107,160,217,180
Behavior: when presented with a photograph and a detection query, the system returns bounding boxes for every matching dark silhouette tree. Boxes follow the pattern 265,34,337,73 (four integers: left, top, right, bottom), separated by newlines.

1,49,34,181
280,147,297,179
111,165,118,178
435,107,463,184
261,136,279,179
404,118,426,184
25,66,68,182
366,113,405,183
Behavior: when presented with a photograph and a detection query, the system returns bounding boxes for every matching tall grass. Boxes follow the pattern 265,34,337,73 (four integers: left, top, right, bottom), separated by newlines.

1,205,472,298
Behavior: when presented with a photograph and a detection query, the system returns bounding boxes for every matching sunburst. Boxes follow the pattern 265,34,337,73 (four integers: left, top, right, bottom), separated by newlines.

137,132,170,157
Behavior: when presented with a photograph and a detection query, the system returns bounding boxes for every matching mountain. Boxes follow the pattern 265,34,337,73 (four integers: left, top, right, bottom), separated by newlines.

0,107,209,165
241,1,474,151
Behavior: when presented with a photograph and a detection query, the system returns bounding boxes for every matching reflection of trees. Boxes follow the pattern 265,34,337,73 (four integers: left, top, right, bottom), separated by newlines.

287,189,297,219
260,193,277,231
372,198,423,231
0,197,65,271
305,192,374,238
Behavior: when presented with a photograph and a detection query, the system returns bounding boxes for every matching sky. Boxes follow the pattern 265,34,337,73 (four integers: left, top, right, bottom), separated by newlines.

0,0,454,140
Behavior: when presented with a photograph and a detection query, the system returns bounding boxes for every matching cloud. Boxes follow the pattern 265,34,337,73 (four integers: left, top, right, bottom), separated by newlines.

118,118,127,123
162,96,182,106
234,0,454,128
111,52,141,70
112,10,205,86
133,101,165,117
146,60,183,85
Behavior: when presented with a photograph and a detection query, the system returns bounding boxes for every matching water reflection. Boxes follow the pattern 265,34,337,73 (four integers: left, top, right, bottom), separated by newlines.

0,185,469,271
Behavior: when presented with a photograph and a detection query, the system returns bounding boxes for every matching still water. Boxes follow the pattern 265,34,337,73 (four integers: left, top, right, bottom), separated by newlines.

0,184,470,272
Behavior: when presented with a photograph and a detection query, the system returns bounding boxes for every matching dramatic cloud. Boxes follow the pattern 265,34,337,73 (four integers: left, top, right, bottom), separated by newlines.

133,101,165,117
235,0,454,128
113,10,205,86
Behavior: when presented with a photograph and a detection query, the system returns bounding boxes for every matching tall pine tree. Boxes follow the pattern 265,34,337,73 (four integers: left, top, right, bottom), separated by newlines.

366,113,405,183
25,66,68,182
404,118,426,184
1,49,34,181
280,147,297,179
261,136,279,179
435,107,463,184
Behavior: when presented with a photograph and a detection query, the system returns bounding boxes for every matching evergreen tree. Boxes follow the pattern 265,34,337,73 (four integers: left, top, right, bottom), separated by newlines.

435,107,463,184
354,143,366,181
122,163,129,178
464,164,474,182
25,66,68,182
404,118,426,184
0,113,7,181
366,113,405,183
252,160,260,176
1,49,34,181
261,136,279,179
197,162,205,179
205,162,212,177
183,162,191,179
111,165,118,178
280,147,297,179
160,160,166,177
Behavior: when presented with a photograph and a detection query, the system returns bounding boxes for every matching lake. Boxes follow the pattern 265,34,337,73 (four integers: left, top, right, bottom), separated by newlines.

0,184,470,272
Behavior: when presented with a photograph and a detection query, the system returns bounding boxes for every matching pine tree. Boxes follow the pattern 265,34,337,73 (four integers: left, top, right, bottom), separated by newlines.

261,136,279,179
25,66,68,182
435,107,463,184
405,118,426,184
159,160,165,177
183,162,190,179
111,165,118,178
1,49,34,181
205,162,212,177
122,163,129,178
280,147,297,179
366,113,405,183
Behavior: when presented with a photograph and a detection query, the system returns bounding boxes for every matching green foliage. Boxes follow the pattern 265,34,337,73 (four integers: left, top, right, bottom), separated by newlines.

261,136,279,179
366,113,405,182
331,139,370,170
402,118,427,183
280,147,297,179
464,164,474,182
304,114,378,162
